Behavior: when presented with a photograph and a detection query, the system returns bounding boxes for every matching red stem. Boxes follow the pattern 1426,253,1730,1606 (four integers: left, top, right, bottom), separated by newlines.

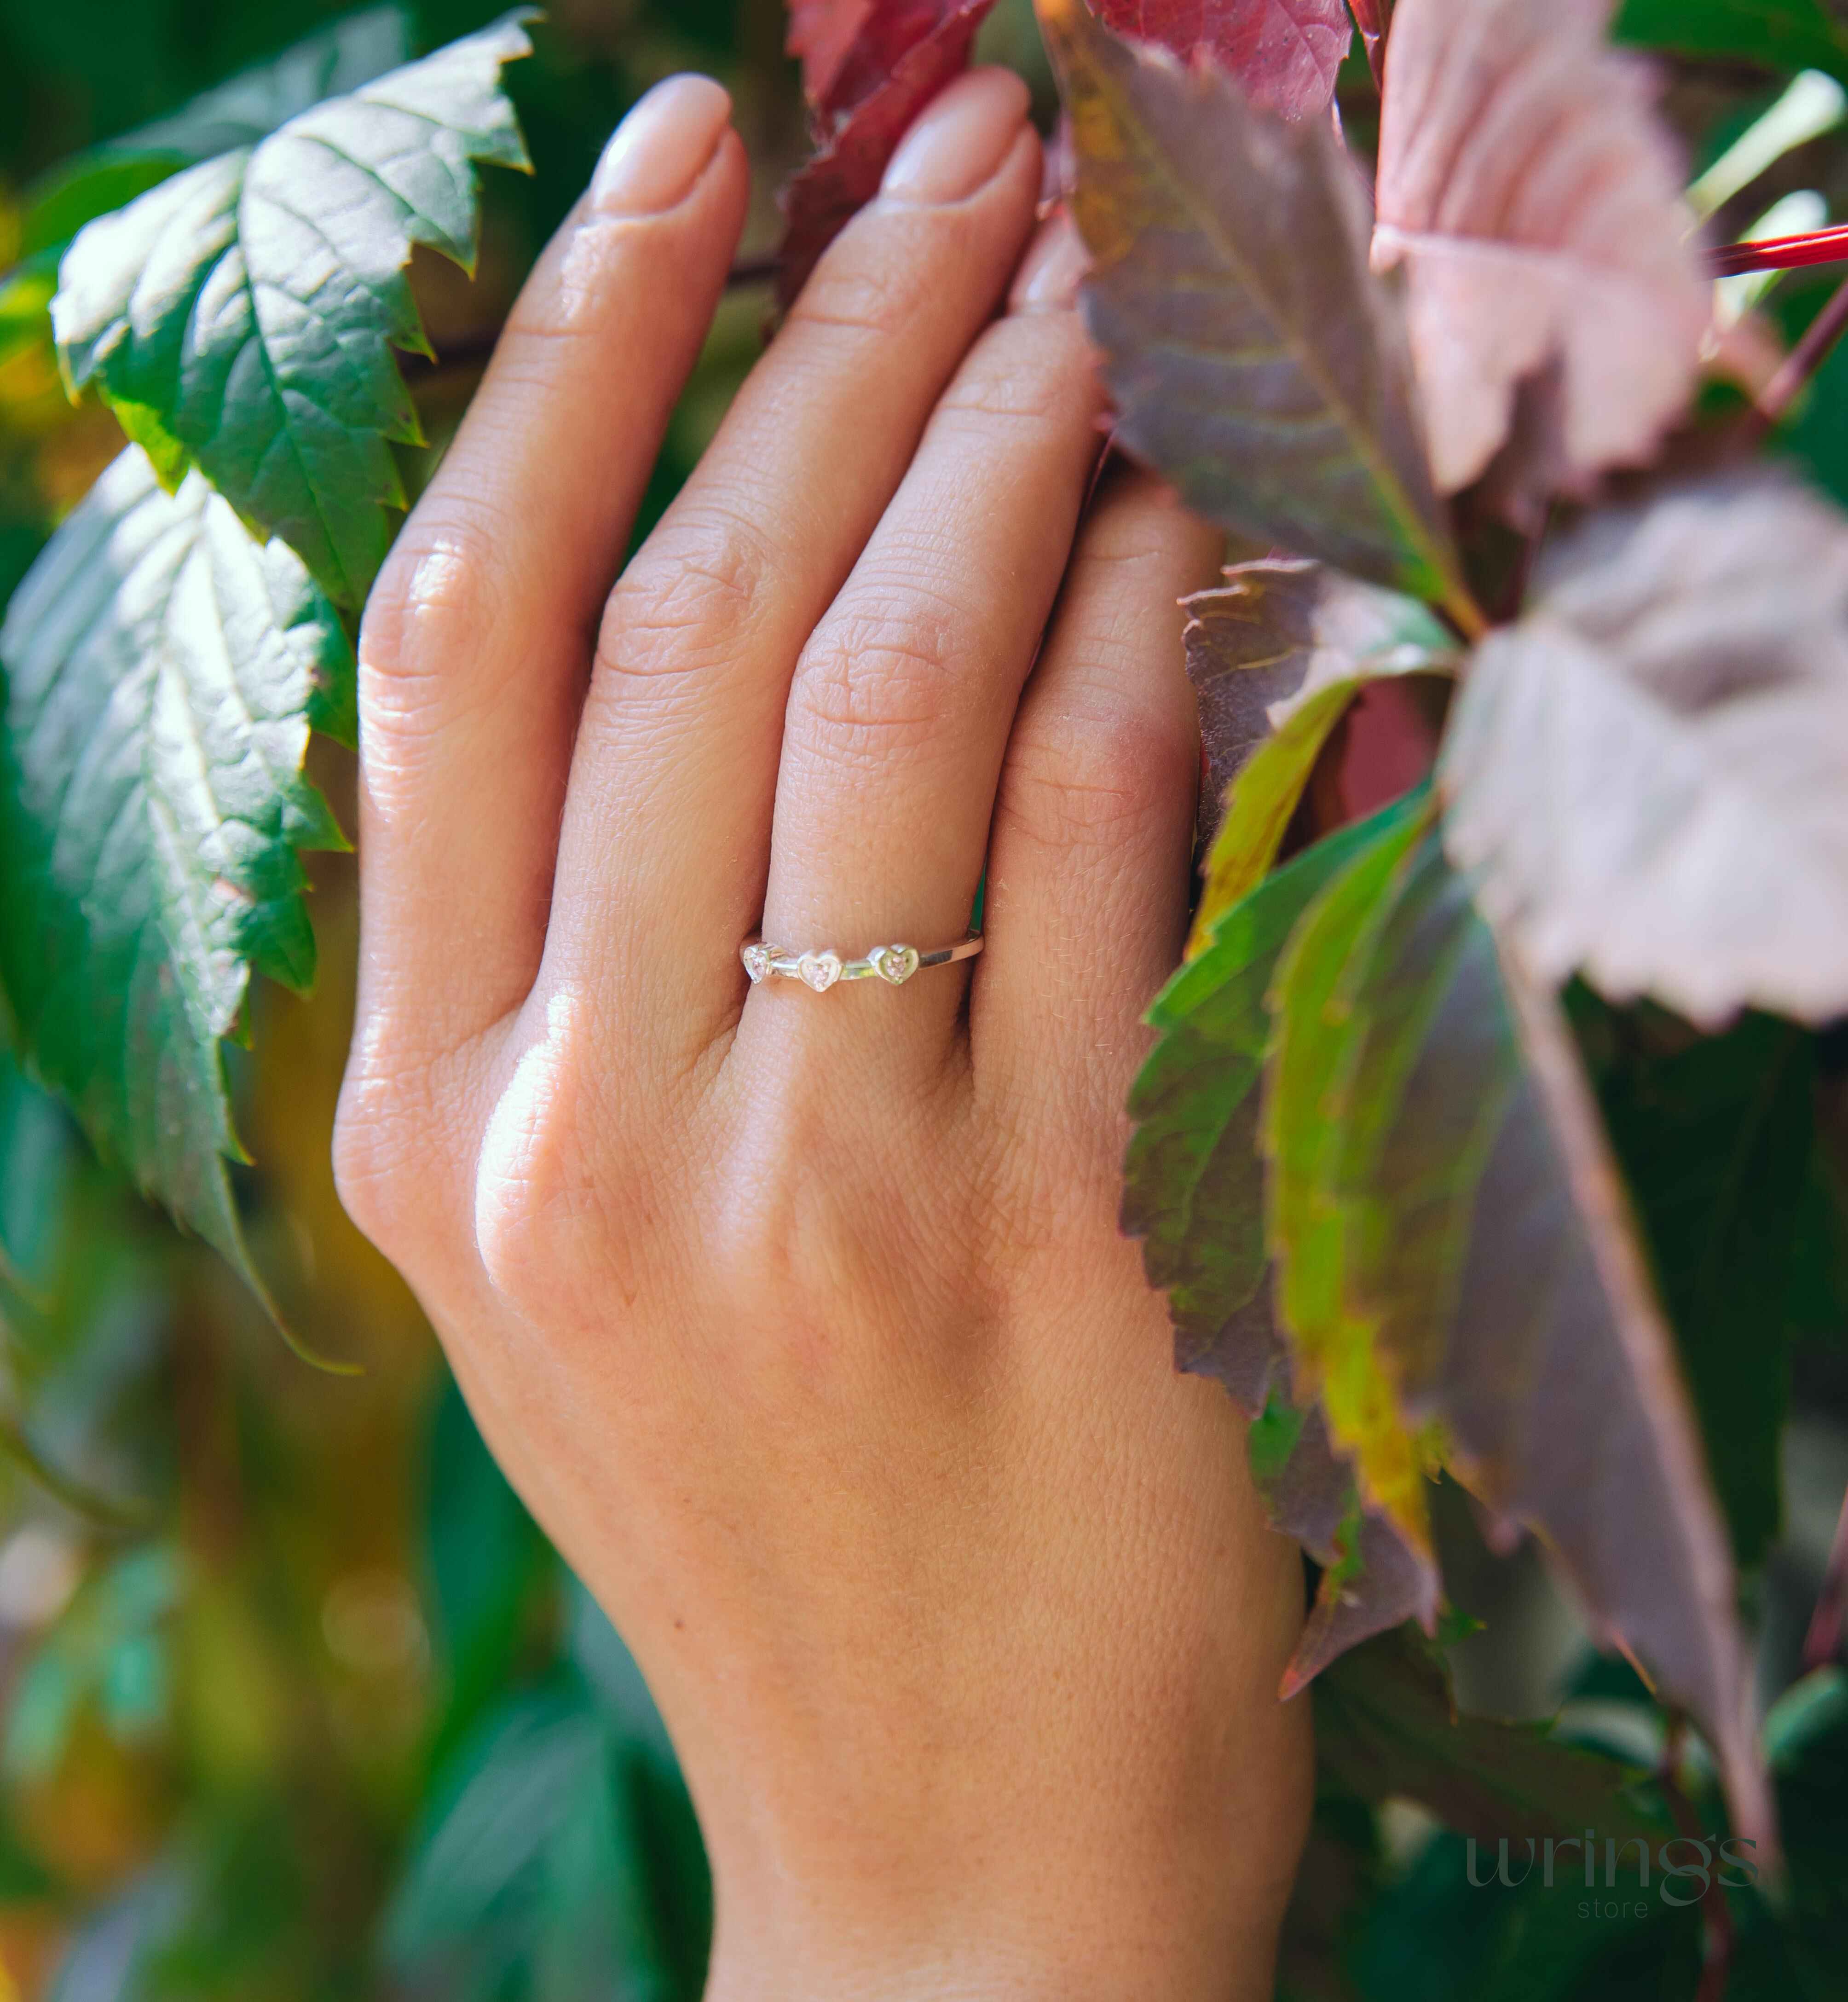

1802,1482,1848,1672
1709,225,1848,278
1346,0,1388,87
1657,1715,1737,2002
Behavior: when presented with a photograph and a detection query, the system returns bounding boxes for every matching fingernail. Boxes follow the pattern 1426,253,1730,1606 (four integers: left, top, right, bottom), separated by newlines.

881,67,1032,205
1009,211,1088,312
590,75,732,216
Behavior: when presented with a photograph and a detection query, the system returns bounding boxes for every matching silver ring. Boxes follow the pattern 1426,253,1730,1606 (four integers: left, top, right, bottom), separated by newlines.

740,932,984,993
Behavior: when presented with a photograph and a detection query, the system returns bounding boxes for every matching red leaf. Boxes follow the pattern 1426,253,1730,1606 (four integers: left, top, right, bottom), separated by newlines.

1372,0,1708,522
1095,0,1353,118
776,0,1000,312
1346,0,1389,71
786,0,875,107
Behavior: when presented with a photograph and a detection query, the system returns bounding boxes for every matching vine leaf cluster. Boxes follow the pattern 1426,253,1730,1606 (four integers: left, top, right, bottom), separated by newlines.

1,0,1847,1900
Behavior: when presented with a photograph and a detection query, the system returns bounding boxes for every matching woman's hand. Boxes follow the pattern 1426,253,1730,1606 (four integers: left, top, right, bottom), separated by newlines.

335,65,1312,2000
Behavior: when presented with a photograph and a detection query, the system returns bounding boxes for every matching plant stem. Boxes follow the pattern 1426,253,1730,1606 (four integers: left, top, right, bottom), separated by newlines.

409,255,780,383
1755,273,1848,425
1657,1714,1737,2002
1442,575,1490,644
726,254,779,290
1802,1482,1848,1672
1709,224,1848,277
1346,0,1389,88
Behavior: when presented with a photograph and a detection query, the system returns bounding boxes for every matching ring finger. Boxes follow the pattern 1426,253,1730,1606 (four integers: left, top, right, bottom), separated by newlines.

742,214,1099,1077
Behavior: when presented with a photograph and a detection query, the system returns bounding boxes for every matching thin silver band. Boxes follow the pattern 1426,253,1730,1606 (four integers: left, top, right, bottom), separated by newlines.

740,932,984,993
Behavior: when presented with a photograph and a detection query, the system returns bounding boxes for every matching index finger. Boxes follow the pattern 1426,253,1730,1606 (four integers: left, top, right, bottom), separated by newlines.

350,78,748,1072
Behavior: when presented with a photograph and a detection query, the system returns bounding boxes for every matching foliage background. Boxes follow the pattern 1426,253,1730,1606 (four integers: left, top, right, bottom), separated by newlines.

0,0,1843,1996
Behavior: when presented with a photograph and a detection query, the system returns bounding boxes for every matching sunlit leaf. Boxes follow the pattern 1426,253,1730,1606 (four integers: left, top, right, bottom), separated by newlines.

1184,560,1459,945
776,0,999,312
1314,1623,1668,1846
0,447,352,1290
1092,0,1354,117
52,13,534,607
22,7,414,260
1038,0,1479,623
1372,0,1709,524
1440,477,1848,1028
1323,830,1770,1852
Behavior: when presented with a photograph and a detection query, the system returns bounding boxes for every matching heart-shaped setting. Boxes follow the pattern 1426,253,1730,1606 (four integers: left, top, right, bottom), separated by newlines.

870,943,920,986
741,943,772,984
798,949,844,993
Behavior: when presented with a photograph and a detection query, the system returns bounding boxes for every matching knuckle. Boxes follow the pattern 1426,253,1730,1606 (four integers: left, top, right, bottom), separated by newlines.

361,507,505,688
598,503,774,687
937,316,1097,431
789,600,966,763
331,1058,458,1273
469,997,641,1328
785,231,941,344
1001,702,1195,850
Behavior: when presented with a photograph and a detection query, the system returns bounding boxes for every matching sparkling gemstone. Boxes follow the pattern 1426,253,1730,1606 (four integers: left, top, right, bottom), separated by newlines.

741,943,772,984
798,949,844,992
871,943,920,985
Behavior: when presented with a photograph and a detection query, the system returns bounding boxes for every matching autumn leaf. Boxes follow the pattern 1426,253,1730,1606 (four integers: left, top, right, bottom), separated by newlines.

1125,794,1441,1688
1306,829,1771,1854
1184,560,1459,944
1372,0,1709,524
1092,0,1354,117
1253,1392,1441,1696
787,0,878,103
1128,795,1427,1397
1263,792,1444,1557
776,0,999,312
52,13,534,608
1440,477,1848,1028
0,449,352,1316
1038,0,1480,625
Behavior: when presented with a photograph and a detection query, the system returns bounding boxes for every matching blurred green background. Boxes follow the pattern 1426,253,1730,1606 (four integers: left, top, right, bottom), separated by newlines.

0,1,1846,1997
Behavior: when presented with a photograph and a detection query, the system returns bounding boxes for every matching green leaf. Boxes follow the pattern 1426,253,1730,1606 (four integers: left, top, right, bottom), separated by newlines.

0,446,352,1292
5,11,415,374
87,4,416,169
1264,788,1441,1554
1127,793,1429,1399
425,1375,548,1763
1124,794,1442,1687
1439,476,1848,1030
1615,0,1848,83
1036,0,1480,626
1313,1623,1667,1848
52,12,535,607
1183,559,1459,942
385,1679,697,2001
1598,1013,1816,1568
1322,830,1770,1856
1253,1390,1442,1695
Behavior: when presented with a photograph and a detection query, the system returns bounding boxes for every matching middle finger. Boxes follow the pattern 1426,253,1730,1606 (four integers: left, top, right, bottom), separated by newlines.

746,214,1100,1073
540,69,1041,1056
